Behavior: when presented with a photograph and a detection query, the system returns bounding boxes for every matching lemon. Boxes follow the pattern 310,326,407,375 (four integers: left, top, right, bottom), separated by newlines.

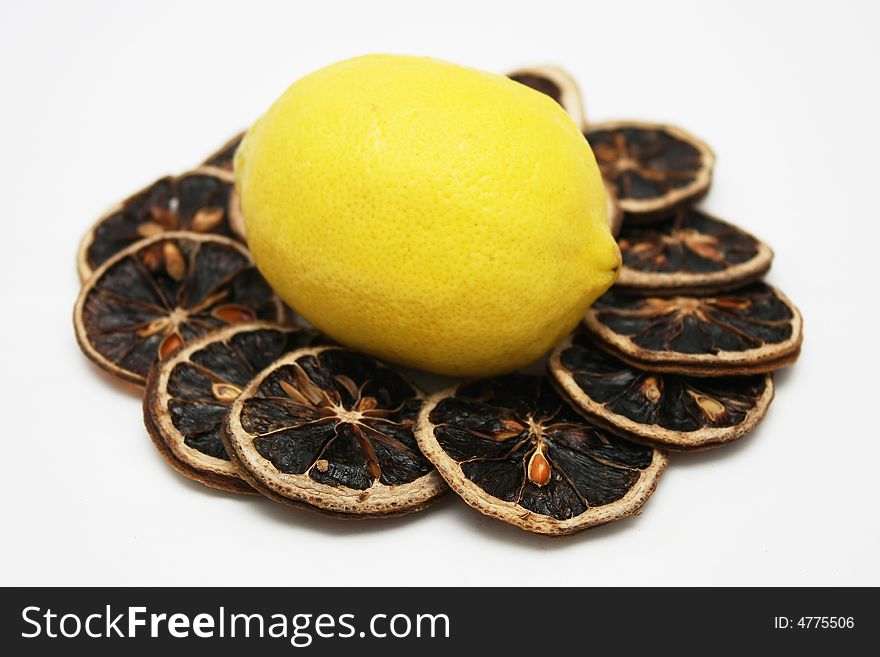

235,55,620,376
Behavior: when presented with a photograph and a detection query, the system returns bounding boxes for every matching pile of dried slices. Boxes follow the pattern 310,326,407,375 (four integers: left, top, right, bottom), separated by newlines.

73,66,802,535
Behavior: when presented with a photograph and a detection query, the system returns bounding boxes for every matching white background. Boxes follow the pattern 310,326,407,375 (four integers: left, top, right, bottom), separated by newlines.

2,0,878,587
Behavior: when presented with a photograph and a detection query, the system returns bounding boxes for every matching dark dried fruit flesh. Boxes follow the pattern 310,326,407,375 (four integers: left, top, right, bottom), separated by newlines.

583,283,803,376
144,322,325,493
415,375,667,535
507,66,586,130
616,206,773,295
223,346,447,517
77,169,244,281
200,132,245,173
74,232,284,385
550,330,774,450
586,120,715,221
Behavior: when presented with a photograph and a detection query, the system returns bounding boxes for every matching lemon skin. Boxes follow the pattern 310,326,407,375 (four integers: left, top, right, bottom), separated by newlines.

236,55,620,376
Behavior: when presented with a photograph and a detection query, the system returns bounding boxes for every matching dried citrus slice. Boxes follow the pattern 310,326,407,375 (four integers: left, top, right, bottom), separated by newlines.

77,169,244,281
586,120,715,221
223,346,447,517
616,207,773,295
74,232,284,385
507,66,586,129
550,330,774,450
415,375,667,535
144,322,325,493
583,283,803,376
200,131,245,174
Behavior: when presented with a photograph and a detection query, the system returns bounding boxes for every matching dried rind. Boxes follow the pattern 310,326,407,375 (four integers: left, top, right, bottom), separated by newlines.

616,207,773,295
142,401,254,494
415,375,667,535
586,120,715,221
77,169,245,281
550,331,775,450
223,346,447,517
507,66,586,130
74,232,285,385
583,283,803,376
144,322,324,493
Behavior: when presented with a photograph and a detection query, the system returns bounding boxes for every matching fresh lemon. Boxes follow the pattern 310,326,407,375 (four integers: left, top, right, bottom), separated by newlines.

235,55,620,376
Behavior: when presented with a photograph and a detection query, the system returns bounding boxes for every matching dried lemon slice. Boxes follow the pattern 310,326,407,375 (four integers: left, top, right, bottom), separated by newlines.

615,206,773,295
74,232,284,385
507,65,586,129
586,120,715,221
200,131,245,174
77,169,245,281
223,346,447,517
144,322,324,493
415,374,667,535
583,283,803,376
550,330,774,450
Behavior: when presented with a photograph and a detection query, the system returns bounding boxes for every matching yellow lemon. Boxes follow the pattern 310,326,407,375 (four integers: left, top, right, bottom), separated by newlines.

236,55,620,376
